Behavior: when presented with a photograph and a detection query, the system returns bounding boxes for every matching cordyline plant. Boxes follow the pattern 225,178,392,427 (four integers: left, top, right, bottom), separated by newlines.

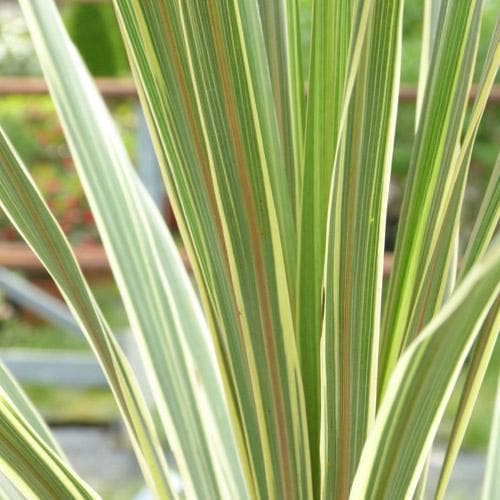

0,0,498,498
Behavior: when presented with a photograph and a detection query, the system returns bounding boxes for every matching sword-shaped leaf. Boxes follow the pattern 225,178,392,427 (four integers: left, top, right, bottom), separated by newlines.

380,0,484,392
0,361,62,457
460,155,500,280
112,1,310,497
482,377,500,500
434,299,499,499
351,243,500,499
258,0,304,217
0,392,97,499
19,1,249,497
296,1,352,478
321,0,403,496
402,23,499,342
0,129,173,498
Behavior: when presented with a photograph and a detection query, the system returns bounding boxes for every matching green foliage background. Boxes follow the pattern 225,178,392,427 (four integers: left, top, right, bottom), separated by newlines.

65,3,128,77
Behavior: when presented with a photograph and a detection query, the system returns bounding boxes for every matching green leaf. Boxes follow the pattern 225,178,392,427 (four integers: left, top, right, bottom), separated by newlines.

351,242,500,500
0,334,98,497
398,22,499,344
320,0,403,496
460,155,500,280
482,377,500,500
296,1,352,478
0,0,496,498
112,1,311,497
416,0,443,128
380,0,484,392
412,29,500,497
434,299,499,499
258,0,304,217
19,0,249,497
0,361,63,458
0,392,97,499
0,129,173,498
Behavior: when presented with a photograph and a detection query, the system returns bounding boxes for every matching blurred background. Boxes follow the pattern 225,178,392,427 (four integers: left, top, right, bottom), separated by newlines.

0,0,498,498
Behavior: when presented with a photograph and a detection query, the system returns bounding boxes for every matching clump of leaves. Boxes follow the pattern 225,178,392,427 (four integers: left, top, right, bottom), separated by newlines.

0,0,498,499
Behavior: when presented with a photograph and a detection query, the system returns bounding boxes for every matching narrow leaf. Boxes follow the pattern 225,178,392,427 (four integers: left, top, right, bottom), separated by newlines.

258,0,304,217
0,387,97,499
460,155,500,279
380,0,484,392
416,0,443,127
19,0,249,497
320,0,404,497
435,299,499,499
482,377,500,500
351,243,500,499
112,1,311,497
0,361,63,458
296,1,352,478
402,23,499,342
0,129,173,498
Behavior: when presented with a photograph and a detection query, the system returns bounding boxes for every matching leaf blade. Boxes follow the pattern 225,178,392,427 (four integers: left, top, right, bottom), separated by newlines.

380,0,485,392
19,0,250,496
0,127,173,499
482,376,500,500
320,0,404,496
351,243,500,499
296,1,352,480
0,361,63,458
0,393,97,499
112,1,311,497
434,299,499,499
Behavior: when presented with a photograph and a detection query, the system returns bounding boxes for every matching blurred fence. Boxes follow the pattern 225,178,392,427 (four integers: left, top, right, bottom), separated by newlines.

1,77,499,102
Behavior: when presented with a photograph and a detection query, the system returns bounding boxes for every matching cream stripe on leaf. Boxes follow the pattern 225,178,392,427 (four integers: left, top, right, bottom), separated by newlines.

431,31,500,492
257,0,304,219
0,392,97,499
460,155,500,280
402,23,499,342
19,0,249,497
375,14,495,494
320,0,403,497
434,299,499,499
296,2,352,482
351,242,500,500
0,361,63,458
112,1,311,498
0,360,81,497
0,128,174,499
416,0,443,128
482,377,500,500
380,0,485,393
